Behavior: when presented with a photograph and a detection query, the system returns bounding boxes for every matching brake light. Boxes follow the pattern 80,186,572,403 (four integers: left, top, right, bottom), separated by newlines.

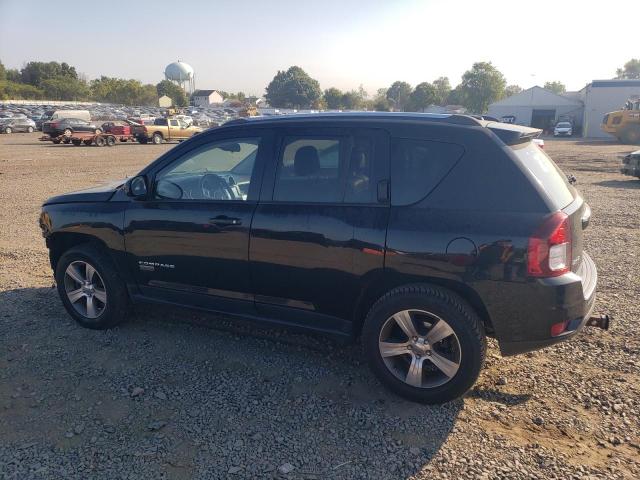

527,211,572,277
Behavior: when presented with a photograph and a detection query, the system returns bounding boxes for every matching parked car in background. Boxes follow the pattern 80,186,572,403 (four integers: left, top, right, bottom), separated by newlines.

131,117,202,144
554,122,573,137
101,121,133,136
49,110,91,122
39,112,606,404
42,118,101,137
1,117,36,134
620,150,640,179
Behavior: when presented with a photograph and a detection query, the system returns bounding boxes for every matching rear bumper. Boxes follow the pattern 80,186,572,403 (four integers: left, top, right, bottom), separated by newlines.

495,252,599,356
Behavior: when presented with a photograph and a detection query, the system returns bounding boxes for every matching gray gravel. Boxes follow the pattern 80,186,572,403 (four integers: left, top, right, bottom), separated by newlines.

0,134,639,479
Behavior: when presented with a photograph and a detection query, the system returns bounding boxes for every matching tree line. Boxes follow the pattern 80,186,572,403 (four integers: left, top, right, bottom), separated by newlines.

265,63,576,113
0,61,189,106
2,58,640,111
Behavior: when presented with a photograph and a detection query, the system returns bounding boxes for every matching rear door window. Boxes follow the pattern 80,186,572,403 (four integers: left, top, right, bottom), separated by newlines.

512,142,574,209
390,138,464,206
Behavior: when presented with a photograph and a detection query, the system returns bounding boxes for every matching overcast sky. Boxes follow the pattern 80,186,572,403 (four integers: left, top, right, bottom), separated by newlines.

1,0,638,96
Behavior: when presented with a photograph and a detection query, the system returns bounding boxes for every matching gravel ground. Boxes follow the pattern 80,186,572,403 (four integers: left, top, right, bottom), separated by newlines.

0,133,639,480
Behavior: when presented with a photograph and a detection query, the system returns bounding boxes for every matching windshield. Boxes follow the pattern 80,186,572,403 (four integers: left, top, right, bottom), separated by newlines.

556,122,571,128
513,142,574,209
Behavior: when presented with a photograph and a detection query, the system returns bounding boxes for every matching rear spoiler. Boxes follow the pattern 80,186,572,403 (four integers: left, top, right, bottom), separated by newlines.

482,121,543,146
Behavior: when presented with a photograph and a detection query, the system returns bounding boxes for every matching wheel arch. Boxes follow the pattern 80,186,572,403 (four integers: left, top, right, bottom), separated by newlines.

47,232,109,271
353,275,494,338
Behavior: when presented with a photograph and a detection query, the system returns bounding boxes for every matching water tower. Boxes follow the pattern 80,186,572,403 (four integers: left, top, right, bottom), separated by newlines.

164,61,195,94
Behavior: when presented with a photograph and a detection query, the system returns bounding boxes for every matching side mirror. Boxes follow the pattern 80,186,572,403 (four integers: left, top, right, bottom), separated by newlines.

126,175,148,198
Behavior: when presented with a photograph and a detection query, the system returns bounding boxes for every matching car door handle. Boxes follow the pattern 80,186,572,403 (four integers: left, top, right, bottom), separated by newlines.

209,216,241,226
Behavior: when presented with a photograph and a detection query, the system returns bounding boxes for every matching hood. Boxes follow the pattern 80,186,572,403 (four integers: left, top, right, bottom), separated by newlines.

43,179,126,205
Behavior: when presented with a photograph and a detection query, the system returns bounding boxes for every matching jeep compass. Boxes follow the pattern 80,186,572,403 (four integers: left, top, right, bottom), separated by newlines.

40,113,604,403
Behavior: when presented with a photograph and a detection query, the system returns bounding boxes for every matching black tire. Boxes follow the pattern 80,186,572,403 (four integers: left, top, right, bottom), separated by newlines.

620,125,640,145
362,284,486,404
55,244,130,330
63,137,71,144
138,136,148,144
95,136,106,147
152,133,163,144
27,126,34,133
106,135,116,147
52,139,61,144
5,127,12,134
83,139,92,145
72,139,82,146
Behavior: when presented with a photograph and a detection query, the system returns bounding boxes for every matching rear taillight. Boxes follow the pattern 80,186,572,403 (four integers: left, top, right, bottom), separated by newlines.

527,211,572,277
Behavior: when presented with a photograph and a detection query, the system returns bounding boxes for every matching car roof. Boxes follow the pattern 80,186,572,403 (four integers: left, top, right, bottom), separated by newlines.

220,112,542,146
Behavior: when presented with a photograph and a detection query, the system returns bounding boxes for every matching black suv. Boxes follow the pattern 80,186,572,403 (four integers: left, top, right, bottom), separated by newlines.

40,113,601,403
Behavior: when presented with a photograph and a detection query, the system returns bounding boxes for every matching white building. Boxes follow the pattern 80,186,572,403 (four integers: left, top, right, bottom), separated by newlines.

191,90,225,107
488,80,640,138
158,95,172,108
580,80,640,138
487,86,584,133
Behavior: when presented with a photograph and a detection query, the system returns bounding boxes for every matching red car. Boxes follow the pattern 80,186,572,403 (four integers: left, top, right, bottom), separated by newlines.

101,121,132,136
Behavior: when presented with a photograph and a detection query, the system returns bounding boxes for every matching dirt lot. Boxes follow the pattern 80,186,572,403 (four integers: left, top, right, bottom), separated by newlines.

0,133,639,479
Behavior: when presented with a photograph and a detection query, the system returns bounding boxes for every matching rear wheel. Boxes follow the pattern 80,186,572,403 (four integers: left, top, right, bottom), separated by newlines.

362,284,486,404
95,136,106,147
72,139,82,146
27,126,34,133
152,133,163,144
105,135,116,147
4,127,12,134
55,244,130,329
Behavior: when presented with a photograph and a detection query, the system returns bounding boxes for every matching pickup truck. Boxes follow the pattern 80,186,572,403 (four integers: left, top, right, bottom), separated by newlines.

132,117,202,144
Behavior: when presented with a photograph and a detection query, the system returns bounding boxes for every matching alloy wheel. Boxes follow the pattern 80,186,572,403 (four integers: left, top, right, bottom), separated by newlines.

378,309,461,388
63,260,107,319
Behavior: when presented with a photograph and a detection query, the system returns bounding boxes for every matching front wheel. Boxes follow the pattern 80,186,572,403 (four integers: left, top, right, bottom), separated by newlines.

152,133,163,144
55,244,130,329
27,126,34,133
362,284,486,404
5,127,12,134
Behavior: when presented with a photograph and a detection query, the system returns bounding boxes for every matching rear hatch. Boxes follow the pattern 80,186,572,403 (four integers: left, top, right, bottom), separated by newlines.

483,121,587,274
511,140,587,274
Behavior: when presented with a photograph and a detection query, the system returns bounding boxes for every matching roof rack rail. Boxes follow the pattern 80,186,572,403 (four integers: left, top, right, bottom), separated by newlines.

223,118,248,126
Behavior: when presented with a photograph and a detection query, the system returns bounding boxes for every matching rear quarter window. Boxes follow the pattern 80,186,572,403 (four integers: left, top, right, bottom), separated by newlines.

390,138,464,206
512,142,574,209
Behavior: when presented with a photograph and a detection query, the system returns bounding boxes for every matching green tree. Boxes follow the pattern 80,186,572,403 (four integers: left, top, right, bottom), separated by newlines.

265,66,322,108
0,81,44,100
0,61,5,81
408,82,437,111
432,77,451,106
324,87,344,109
459,62,506,114
341,90,363,110
41,77,89,101
505,84,523,97
386,81,412,111
156,80,186,107
616,59,640,79
6,69,21,82
20,61,78,87
543,81,566,94
446,85,466,106
370,87,390,111
91,77,158,106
